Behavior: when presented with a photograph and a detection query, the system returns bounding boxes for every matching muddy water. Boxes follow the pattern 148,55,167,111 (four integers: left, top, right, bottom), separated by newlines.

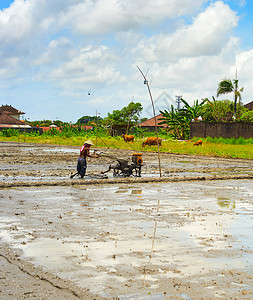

0,179,252,299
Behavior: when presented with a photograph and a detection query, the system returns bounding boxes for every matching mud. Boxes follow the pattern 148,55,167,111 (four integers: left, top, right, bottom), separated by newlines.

0,141,252,186
0,141,252,299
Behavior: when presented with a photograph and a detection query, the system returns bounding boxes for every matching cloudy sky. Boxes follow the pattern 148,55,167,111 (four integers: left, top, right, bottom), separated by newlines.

0,0,253,122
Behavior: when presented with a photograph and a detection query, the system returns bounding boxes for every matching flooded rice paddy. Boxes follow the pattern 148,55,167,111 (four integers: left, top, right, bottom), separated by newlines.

0,180,252,299
0,142,252,299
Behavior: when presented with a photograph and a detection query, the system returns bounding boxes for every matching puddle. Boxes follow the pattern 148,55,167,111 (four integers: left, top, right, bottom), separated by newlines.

22,147,79,154
0,180,252,299
41,148,79,153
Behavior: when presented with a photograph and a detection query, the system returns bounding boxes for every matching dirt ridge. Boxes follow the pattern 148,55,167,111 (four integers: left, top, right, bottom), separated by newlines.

0,173,252,188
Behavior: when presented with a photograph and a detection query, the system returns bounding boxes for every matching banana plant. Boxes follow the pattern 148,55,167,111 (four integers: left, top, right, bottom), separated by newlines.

179,98,207,121
159,105,189,139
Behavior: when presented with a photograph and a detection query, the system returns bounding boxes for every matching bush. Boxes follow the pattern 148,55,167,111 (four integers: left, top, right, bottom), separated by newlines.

239,111,253,122
202,99,247,122
0,128,19,137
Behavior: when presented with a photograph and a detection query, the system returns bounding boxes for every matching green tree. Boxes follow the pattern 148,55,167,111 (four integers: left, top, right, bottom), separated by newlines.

52,120,66,127
27,119,53,127
217,78,244,117
77,115,102,125
105,102,143,125
202,99,247,122
139,117,148,123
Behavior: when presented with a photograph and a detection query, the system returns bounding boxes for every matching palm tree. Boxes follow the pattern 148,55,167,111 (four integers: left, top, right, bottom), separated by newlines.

217,78,244,118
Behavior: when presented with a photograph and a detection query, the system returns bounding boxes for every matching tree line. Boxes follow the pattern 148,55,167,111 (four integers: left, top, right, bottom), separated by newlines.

26,76,252,140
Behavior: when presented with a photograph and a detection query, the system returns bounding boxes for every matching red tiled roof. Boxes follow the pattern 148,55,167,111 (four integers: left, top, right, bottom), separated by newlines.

138,113,167,127
72,125,93,130
244,101,253,111
40,125,92,132
0,105,24,115
41,127,61,132
0,113,25,125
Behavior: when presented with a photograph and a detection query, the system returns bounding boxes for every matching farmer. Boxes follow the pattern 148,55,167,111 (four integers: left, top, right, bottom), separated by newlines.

77,140,99,178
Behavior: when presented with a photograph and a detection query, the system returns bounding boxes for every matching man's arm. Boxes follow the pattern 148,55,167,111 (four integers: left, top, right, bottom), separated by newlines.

87,149,99,158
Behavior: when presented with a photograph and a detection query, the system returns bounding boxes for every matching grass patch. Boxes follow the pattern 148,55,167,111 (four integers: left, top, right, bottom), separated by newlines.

0,134,252,159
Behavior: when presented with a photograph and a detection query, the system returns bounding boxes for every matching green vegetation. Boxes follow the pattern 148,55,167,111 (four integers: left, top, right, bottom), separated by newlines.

104,102,143,126
202,98,247,122
217,77,244,116
0,129,252,159
159,97,251,140
77,115,102,125
27,119,68,127
240,110,253,122
205,136,253,145
1,77,252,160
159,98,207,139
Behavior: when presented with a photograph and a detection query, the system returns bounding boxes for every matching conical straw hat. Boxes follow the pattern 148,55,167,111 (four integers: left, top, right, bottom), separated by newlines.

84,139,94,146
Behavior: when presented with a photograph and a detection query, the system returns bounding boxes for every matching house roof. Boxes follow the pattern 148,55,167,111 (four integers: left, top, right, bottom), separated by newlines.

244,101,253,111
0,124,31,128
138,113,167,127
0,105,24,115
0,112,26,125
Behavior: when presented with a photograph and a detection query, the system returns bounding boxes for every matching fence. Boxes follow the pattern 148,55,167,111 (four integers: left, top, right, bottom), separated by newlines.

190,122,253,139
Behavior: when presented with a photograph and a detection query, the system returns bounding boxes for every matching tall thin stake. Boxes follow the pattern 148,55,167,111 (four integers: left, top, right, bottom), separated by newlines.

137,66,162,177
96,109,98,147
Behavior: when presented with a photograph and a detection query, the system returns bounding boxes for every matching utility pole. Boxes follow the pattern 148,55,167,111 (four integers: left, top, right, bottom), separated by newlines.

175,95,182,110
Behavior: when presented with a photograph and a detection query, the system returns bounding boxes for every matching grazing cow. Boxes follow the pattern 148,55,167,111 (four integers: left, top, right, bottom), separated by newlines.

193,139,203,146
121,134,134,142
142,137,162,147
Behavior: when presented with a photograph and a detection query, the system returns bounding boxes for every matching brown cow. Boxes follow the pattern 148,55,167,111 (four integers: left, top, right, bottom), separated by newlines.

142,137,162,147
193,139,202,146
121,134,134,142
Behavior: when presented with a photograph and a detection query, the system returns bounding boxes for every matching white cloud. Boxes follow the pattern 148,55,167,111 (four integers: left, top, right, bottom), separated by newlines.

0,0,252,121
0,0,205,43
0,57,20,77
135,1,239,64
63,0,205,35
34,44,126,90
32,37,73,65
235,49,253,103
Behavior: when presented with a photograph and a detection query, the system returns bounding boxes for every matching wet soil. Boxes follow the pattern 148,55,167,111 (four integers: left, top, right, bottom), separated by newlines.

0,141,252,186
0,141,252,299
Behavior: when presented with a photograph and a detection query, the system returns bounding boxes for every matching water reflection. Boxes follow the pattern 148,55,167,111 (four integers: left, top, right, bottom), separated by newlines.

217,198,236,209
131,189,142,195
1,180,252,299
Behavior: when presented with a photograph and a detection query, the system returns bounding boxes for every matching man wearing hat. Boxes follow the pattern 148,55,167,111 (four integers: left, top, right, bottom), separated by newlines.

77,140,99,178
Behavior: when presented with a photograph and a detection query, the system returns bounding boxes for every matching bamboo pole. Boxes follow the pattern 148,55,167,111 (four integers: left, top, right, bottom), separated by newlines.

137,66,162,177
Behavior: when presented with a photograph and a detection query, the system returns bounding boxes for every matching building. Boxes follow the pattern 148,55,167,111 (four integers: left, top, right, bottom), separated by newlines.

0,105,42,133
0,105,25,120
244,101,253,111
111,124,133,136
137,113,168,131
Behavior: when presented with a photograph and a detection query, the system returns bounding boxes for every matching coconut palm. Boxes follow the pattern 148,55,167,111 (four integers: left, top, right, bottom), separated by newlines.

217,78,244,118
